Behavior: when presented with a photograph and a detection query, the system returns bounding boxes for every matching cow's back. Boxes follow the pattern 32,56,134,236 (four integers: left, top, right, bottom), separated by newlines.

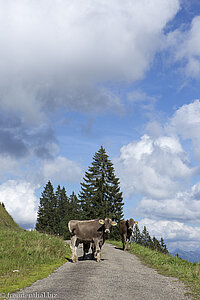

68,220,104,241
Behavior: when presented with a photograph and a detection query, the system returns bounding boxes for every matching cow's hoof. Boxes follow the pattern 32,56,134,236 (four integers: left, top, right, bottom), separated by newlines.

72,253,78,262
96,253,101,262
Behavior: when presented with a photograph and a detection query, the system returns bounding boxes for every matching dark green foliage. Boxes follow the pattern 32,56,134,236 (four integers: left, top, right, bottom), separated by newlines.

36,147,123,240
36,182,81,239
152,236,162,252
132,224,142,244
36,181,59,235
141,226,151,247
79,146,124,239
56,185,70,238
132,225,168,254
160,237,168,254
69,191,81,220
61,191,81,239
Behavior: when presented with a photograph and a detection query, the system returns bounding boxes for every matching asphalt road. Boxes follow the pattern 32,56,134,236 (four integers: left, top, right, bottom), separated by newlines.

8,243,191,300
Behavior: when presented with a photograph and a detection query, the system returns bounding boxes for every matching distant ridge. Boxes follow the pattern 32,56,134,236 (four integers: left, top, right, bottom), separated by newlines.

171,248,200,264
0,203,21,230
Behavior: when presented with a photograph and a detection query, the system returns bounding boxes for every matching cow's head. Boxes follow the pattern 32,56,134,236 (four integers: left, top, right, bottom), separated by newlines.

99,218,117,234
126,218,138,233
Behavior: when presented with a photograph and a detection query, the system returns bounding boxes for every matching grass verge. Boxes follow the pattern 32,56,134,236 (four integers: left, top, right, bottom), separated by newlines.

107,240,200,299
0,230,71,296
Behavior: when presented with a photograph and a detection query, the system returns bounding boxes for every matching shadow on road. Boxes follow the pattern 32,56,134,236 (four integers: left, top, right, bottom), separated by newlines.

68,253,107,263
114,246,123,251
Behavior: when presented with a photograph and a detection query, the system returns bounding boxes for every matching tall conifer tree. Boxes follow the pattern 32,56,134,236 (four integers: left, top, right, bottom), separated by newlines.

36,180,59,234
69,191,81,220
56,185,70,237
79,146,124,228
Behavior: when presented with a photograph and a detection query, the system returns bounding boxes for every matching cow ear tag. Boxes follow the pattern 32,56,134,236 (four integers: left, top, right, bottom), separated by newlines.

99,219,105,225
135,221,138,224
111,221,117,226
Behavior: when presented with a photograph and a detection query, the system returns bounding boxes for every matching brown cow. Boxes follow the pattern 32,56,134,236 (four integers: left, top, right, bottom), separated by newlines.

68,218,117,262
119,218,138,251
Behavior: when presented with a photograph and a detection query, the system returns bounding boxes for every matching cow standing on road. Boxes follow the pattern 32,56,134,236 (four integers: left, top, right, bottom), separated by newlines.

68,218,117,262
119,218,138,251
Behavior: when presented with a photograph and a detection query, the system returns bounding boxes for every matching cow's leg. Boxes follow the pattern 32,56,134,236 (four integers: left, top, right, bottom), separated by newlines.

93,238,101,262
128,238,131,249
91,242,95,259
122,238,125,251
70,236,78,262
122,234,127,251
83,242,90,259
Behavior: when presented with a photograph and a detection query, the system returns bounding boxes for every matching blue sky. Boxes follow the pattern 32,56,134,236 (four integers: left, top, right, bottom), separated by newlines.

0,0,200,251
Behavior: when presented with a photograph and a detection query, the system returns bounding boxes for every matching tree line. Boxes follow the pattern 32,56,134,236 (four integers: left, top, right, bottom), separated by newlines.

36,146,123,239
36,146,168,251
132,224,168,254
36,182,80,239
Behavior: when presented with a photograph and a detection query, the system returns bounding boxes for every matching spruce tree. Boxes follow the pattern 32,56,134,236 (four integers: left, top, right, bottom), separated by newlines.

69,191,81,220
160,237,168,254
79,146,124,238
132,224,142,244
36,181,59,235
141,226,151,247
58,191,80,239
152,236,162,252
56,185,70,237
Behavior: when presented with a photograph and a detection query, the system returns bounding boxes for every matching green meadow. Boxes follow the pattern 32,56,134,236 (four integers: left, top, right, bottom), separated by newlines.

0,230,71,295
0,203,71,296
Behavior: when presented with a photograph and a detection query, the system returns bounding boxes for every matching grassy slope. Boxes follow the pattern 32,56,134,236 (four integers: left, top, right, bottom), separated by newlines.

0,230,71,295
0,205,71,296
0,205,21,231
108,240,200,300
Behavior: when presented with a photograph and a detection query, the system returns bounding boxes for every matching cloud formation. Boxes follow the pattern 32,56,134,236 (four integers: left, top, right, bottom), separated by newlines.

139,218,200,251
115,100,200,248
115,134,193,199
168,99,200,159
138,183,200,223
0,180,38,228
0,154,82,229
0,0,180,123
167,15,200,79
41,156,82,183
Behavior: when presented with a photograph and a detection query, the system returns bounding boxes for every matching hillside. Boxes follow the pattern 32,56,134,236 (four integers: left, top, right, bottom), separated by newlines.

0,203,21,230
0,230,71,295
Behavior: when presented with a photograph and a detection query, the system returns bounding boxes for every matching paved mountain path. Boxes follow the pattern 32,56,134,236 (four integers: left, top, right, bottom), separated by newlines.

9,243,191,300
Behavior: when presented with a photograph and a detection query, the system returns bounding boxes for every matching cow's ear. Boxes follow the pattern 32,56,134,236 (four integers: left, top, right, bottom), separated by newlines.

111,221,117,226
99,219,105,225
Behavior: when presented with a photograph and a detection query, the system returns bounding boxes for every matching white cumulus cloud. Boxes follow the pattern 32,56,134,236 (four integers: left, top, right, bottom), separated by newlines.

139,218,200,251
115,134,193,199
168,99,200,160
0,0,180,123
167,15,200,79
0,180,38,227
137,187,200,223
41,156,82,183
